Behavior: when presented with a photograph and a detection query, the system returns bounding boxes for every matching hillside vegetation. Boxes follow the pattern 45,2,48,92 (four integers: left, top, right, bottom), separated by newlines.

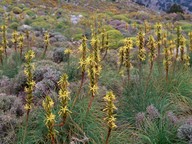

0,0,192,144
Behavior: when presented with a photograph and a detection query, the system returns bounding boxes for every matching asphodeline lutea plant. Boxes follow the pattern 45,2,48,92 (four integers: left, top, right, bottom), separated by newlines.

123,38,133,82
87,54,97,112
168,40,175,59
189,32,192,52
0,46,3,64
57,73,71,126
147,35,156,77
176,26,182,59
73,35,88,107
103,91,117,144
144,20,150,34
91,35,101,84
155,22,162,58
42,96,56,144
1,25,8,57
183,54,190,69
11,31,19,52
136,30,146,72
102,31,109,60
163,41,172,82
24,50,35,120
118,46,124,71
179,35,186,62
43,31,50,56
18,33,24,58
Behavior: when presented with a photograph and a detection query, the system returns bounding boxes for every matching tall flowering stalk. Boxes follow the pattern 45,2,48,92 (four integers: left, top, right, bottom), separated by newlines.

73,35,87,107
147,35,156,78
183,54,190,69
123,38,133,81
11,31,19,52
189,32,192,52
155,23,162,59
42,96,56,144
1,25,8,57
22,50,35,144
24,50,35,119
163,41,172,82
87,55,97,112
43,31,50,57
176,26,182,59
118,46,124,71
144,20,150,34
180,35,186,62
0,46,3,64
103,91,117,144
58,74,71,126
91,35,101,84
136,31,146,73
101,29,109,60
18,33,24,58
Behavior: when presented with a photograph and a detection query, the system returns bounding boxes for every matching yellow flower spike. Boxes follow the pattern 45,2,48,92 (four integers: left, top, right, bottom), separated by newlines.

103,91,117,144
42,96,56,143
179,35,186,61
43,31,50,56
58,73,71,126
137,30,146,72
183,54,190,69
123,38,133,81
189,32,192,52
155,22,162,58
176,26,182,59
24,50,35,120
1,25,8,57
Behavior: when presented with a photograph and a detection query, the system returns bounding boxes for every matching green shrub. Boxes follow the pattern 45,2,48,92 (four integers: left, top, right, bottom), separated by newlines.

25,9,36,17
106,29,124,49
12,7,22,14
112,14,130,23
10,22,19,30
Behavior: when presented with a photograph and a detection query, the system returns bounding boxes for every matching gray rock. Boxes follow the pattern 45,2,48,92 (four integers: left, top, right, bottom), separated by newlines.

18,24,32,32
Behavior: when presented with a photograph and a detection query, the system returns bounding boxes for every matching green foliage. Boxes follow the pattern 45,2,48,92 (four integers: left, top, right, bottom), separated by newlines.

106,29,124,49
0,53,23,78
24,9,36,17
10,22,19,30
167,3,184,14
112,14,130,23
12,7,22,14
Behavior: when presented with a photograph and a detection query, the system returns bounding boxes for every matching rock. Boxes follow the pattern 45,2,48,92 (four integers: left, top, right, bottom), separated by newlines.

53,47,69,63
71,14,83,24
18,24,32,32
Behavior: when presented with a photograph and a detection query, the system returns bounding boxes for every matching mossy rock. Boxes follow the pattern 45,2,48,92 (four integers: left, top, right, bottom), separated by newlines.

10,22,19,30
106,29,124,49
12,7,22,14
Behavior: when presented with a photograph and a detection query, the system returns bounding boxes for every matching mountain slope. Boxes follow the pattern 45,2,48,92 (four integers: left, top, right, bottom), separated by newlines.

132,0,192,12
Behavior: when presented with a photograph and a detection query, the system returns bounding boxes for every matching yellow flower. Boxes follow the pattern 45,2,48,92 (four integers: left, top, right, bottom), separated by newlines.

45,113,56,125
